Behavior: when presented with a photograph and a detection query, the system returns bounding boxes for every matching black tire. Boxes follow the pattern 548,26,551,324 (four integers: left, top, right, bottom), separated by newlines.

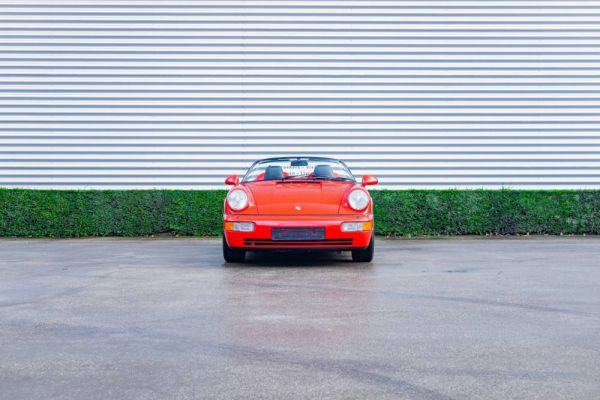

352,237,374,262
223,235,246,263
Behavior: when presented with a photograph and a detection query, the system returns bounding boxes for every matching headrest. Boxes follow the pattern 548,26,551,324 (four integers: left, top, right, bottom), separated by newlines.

314,164,334,178
264,165,284,180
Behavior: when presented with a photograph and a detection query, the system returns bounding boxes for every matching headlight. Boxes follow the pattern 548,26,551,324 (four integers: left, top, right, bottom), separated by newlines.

347,189,369,211
227,189,248,211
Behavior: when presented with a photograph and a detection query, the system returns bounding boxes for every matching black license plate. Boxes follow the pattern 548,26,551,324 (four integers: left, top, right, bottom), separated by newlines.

271,228,325,241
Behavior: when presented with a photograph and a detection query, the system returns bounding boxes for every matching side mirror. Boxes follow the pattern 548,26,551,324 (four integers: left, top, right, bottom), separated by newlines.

361,175,378,187
225,175,239,185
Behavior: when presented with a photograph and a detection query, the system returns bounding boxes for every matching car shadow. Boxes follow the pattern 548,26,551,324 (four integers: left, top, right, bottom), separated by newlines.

225,251,372,268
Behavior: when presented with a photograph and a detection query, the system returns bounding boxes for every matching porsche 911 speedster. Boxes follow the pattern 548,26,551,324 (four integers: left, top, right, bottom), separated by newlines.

222,157,378,262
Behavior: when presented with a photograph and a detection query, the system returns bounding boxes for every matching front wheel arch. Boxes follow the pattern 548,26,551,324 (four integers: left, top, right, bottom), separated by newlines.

351,236,374,262
222,235,246,263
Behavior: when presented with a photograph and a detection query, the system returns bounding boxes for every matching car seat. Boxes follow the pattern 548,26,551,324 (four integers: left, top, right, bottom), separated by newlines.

264,165,285,180
313,164,334,178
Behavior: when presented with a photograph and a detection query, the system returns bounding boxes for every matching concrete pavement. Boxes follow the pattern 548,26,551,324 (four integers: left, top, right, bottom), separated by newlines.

1,237,599,399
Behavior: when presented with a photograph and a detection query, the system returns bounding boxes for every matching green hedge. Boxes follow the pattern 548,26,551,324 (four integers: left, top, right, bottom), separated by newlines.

371,190,600,236
1,189,599,237
0,189,226,237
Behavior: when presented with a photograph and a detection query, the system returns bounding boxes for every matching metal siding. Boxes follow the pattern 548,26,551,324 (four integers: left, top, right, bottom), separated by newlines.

0,0,599,189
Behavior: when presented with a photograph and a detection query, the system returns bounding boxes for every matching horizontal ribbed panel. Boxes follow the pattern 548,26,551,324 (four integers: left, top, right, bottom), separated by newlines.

1,1,599,189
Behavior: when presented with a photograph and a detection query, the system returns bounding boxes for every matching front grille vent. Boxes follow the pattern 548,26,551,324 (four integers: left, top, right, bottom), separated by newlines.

243,239,353,248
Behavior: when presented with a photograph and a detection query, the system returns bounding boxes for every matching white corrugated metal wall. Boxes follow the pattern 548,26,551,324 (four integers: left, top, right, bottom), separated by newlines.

0,0,599,189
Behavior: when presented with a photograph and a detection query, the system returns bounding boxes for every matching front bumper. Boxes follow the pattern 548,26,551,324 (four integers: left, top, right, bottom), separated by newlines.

224,214,373,250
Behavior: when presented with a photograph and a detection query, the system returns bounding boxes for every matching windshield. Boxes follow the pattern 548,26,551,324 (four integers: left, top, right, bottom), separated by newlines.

243,157,355,183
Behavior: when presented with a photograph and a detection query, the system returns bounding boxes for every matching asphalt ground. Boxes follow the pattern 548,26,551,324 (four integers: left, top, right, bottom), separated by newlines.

1,237,599,400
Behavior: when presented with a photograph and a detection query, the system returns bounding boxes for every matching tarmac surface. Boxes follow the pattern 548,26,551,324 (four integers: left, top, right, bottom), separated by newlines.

1,237,599,400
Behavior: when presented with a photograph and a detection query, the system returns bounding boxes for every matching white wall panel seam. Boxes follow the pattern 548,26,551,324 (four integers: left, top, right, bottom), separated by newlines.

0,0,599,189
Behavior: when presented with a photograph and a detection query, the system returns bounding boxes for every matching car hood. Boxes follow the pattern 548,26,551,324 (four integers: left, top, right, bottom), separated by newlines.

245,180,354,215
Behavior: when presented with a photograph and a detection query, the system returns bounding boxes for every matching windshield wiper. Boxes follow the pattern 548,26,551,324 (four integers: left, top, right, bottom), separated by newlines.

280,174,311,180
311,176,354,182
278,175,354,182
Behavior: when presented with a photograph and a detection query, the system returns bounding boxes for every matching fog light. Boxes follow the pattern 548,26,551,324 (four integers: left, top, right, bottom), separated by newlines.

232,222,254,232
341,221,373,232
341,222,364,232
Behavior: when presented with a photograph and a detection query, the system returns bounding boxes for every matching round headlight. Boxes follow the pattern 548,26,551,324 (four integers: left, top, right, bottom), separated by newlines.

227,189,248,211
348,189,369,211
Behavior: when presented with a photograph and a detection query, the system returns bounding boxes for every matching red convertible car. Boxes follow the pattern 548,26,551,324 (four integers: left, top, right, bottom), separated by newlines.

222,157,378,262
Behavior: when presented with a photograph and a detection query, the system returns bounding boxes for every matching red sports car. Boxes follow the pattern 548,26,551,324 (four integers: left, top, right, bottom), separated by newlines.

222,157,378,262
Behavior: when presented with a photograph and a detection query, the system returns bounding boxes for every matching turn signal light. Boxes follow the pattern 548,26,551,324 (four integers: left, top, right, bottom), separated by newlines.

341,221,373,232
225,222,255,232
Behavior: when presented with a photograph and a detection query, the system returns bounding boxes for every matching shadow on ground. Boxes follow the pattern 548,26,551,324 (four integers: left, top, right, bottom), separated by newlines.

228,250,371,268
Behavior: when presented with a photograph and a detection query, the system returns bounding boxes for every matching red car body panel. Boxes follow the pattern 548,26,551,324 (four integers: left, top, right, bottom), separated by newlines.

224,180,375,250
223,214,373,249
247,180,353,215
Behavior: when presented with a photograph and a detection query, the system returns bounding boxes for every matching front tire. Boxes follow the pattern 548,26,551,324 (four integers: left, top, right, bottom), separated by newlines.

352,236,374,262
223,235,246,263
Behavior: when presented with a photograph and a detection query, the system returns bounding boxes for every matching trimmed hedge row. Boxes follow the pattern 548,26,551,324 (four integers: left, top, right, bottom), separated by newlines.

0,189,226,237
1,188,599,237
371,190,600,236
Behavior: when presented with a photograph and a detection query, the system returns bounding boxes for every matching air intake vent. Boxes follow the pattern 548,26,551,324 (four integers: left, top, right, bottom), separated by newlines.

244,239,353,248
